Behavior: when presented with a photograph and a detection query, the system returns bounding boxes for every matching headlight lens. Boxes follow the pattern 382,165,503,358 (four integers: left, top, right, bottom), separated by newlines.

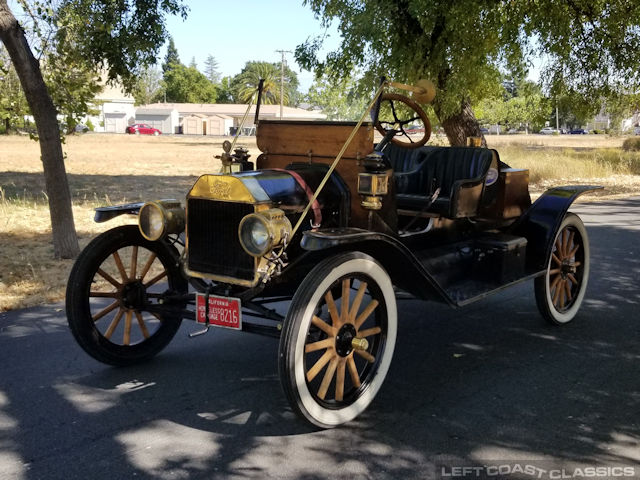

238,209,292,257
139,203,165,241
138,200,185,241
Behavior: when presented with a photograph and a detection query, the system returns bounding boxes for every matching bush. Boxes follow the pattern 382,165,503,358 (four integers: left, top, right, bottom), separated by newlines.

86,119,95,131
622,137,640,152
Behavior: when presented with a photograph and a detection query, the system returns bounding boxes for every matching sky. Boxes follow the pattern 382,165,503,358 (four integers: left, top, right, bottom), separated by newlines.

164,0,340,91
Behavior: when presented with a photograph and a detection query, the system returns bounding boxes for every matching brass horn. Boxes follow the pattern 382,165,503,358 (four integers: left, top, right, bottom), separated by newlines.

388,79,436,104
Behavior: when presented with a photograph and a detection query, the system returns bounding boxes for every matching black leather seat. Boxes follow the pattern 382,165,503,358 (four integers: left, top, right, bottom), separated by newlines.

384,144,494,218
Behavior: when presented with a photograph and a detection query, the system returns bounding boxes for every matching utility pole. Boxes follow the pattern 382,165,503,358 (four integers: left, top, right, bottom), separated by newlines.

276,49,292,119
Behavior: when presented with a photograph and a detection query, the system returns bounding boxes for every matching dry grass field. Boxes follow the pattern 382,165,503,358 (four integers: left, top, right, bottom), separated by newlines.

1,132,640,311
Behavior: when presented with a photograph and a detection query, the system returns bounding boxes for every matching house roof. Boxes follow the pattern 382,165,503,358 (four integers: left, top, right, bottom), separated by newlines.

139,103,326,120
136,108,176,116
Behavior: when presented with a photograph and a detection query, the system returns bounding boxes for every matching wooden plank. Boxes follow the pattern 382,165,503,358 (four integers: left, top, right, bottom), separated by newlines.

256,120,374,159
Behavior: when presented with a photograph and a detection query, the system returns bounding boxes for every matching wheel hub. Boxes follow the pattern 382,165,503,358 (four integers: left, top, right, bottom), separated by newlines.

120,281,146,310
335,324,357,357
561,260,577,276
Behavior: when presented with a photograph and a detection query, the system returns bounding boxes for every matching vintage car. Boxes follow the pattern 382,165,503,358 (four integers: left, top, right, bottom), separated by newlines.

66,80,600,428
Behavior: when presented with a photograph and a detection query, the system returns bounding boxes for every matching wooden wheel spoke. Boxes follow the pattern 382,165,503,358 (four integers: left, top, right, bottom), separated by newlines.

317,358,338,400
135,311,150,339
335,360,346,402
130,246,139,280
144,270,167,288
139,253,157,283
354,299,379,330
550,274,562,291
306,349,334,383
555,238,563,259
97,268,121,288
567,273,578,286
347,355,361,388
568,244,580,258
104,308,124,339
558,280,566,309
552,253,562,266
567,231,575,256
349,281,368,323
305,338,333,353
123,311,133,345
564,278,573,302
573,261,581,267
552,279,563,307
324,291,340,327
355,349,375,363
548,268,561,275
92,300,120,322
112,251,129,282
340,278,351,324
311,315,334,336
358,326,381,338
90,291,118,298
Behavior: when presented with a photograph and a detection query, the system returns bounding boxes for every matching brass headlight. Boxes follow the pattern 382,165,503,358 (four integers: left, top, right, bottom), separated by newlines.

238,208,292,257
138,200,185,241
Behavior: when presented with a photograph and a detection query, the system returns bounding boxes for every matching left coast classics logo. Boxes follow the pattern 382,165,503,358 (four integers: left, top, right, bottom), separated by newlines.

209,179,232,199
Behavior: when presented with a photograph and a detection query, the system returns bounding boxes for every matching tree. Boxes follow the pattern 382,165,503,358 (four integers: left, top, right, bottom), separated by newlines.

162,36,180,74
133,66,163,105
204,54,220,84
163,63,217,103
298,1,640,146
0,0,187,258
231,61,299,105
216,75,234,103
306,72,367,121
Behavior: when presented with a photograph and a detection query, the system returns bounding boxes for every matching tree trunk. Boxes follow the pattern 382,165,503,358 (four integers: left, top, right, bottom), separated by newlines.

435,98,487,147
0,0,79,258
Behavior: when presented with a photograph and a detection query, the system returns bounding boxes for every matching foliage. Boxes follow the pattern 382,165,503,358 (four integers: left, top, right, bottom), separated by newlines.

622,138,640,152
475,79,548,132
53,1,188,92
204,54,220,84
306,72,367,121
298,0,640,125
216,75,234,103
231,61,299,105
0,47,29,132
162,36,181,74
163,63,217,103
133,65,163,105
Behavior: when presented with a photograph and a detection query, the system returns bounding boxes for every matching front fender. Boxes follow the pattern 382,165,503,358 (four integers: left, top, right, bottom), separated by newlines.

510,185,602,271
301,228,453,305
94,202,145,223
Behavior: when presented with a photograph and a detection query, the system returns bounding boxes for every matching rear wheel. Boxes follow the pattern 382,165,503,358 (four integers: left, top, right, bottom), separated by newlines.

66,225,187,365
279,252,397,428
535,213,590,324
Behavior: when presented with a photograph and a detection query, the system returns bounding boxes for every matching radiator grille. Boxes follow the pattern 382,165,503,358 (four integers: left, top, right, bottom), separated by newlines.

187,199,255,281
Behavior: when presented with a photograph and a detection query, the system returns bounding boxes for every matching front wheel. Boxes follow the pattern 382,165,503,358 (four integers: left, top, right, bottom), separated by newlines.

279,252,397,428
66,225,188,366
535,213,590,325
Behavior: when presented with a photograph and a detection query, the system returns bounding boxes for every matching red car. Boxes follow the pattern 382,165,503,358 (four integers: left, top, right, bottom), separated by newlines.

126,123,161,135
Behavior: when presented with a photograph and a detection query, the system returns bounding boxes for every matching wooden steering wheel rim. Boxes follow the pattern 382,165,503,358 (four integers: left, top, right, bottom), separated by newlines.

374,93,432,149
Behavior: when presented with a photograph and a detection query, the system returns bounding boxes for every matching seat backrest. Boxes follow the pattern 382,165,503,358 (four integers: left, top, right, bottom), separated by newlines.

383,143,437,173
425,147,493,196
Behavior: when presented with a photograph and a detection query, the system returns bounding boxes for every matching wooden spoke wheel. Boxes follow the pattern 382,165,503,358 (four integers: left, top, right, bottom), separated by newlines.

374,93,432,148
66,225,187,366
279,252,397,428
535,213,590,325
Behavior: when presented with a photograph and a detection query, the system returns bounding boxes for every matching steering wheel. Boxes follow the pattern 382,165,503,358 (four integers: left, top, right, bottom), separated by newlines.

374,93,432,148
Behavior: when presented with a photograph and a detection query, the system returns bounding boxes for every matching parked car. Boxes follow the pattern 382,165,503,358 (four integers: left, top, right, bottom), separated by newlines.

539,127,558,134
405,124,425,135
480,127,489,134
126,123,161,135
634,126,640,135
67,80,601,428
569,128,588,134
74,123,89,133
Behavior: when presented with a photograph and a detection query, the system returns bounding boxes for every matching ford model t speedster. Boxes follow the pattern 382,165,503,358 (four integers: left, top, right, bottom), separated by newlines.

66,80,600,428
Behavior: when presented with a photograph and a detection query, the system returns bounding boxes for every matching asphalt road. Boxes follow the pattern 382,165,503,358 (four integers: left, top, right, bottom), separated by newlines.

1,198,639,480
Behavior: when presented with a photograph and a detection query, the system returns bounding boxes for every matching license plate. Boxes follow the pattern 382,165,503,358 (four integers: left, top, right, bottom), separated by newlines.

195,294,242,330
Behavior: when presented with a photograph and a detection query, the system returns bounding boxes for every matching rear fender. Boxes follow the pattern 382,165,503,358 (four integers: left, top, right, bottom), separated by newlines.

301,228,453,305
510,185,602,271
